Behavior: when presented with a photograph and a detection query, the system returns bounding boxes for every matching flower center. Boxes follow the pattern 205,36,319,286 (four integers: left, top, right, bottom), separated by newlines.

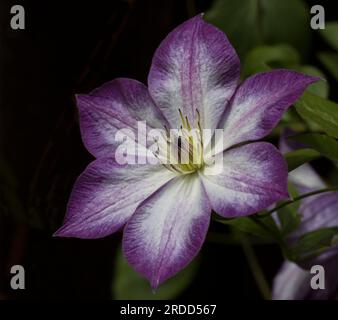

154,109,205,174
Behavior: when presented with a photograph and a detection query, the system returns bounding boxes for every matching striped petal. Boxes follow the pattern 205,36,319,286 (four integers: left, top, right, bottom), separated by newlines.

148,15,240,131
273,260,338,300
200,142,288,217
123,174,211,288
77,78,168,158
220,70,319,151
55,158,176,238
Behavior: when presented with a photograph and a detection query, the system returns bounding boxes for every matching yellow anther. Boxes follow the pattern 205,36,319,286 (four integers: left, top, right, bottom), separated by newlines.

156,109,205,174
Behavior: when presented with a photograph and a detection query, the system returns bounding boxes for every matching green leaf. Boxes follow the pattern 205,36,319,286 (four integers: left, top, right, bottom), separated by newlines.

284,148,321,172
220,215,278,239
277,183,301,235
296,65,329,98
319,21,338,51
291,227,338,262
113,248,198,300
205,0,261,58
318,52,338,82
259,0,310,57
205,0,311,58
242,47,328,97
290,133,338,163
242,44,300,77
295,92,338,139
277,206,300,237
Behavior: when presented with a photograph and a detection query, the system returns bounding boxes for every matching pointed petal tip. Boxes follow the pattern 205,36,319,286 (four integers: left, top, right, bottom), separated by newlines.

52,231,60,237
188,13,204,21
53,222,80,238
150,277,161,290
53,225,69,238
286,71,321,88
121,238,164,290
304,75,322,85
148,12,240,131
122,176,210,290
74,93,90,109
74,92,86,100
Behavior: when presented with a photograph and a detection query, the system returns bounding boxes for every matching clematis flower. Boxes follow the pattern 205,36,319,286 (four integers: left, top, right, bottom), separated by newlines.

55,15,318,287
273,129,338,300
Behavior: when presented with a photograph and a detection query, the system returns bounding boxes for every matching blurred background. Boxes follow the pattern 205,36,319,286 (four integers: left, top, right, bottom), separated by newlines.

0,0,337,299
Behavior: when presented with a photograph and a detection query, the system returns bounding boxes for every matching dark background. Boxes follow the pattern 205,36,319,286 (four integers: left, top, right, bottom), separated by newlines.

0,0,336,299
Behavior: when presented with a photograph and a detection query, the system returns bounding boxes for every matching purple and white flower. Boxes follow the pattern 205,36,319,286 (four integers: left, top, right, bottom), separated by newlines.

55,15,317,287
273,129,338,300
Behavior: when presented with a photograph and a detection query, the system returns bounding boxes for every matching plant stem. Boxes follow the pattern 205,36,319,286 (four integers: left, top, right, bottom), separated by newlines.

240,234,271,300
250,216,290,258
259,186,338,218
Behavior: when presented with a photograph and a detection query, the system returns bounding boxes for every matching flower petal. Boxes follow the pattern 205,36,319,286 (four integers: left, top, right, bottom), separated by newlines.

55,158,176,238
288,164,326,192
280,128,325,191
148,14,240,130
200,142,288,217
289,191,338,264
220,70,319,150
272,261,311,300
123,174,211,288
77,78,168,158
279,128,338,265
273,260,338,300
279,128,307,154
